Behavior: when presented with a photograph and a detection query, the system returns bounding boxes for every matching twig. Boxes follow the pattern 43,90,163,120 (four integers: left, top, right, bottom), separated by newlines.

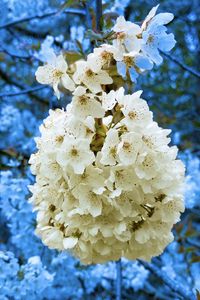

116,259,122,300
0,85,48,97
84,1,92,29
96,0,103,32
162,51,200,79
0,8,85,30
0,67,49,105
0,47,33,60
139,260,195,300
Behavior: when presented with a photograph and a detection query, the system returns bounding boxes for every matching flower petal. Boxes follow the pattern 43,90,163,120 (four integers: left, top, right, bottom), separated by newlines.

63,237,78,249
61,74,75,91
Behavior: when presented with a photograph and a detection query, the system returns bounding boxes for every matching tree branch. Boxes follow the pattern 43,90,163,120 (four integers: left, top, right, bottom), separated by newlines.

96,0,103,32
0,47,33,60
0,68,49,104
116,259,122,300
138,260,195,300
0,8,85,30
162,51,200,79
0,85,48,98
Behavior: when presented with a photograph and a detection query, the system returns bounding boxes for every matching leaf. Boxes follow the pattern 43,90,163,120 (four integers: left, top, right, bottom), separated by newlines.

58,0,79,14
185,247,196,253
190,256,200,263
85,29,103,41
75,40,85,57
64,51,83,64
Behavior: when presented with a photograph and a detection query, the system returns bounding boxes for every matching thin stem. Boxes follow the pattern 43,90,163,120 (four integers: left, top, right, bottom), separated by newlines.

0,85,48,98
116,259,122,300
0,8,85,30
161,51,200,79
139,260,195,300
96,0,103,32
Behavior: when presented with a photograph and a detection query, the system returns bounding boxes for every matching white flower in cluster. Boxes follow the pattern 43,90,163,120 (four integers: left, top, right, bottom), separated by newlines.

141,5,176,65
112,16,142,53
111,5,175,79
117,52,153,82
31,6,184,265
73,60,113,94
35,52,75,98
35,6,175,96
29,87,185,264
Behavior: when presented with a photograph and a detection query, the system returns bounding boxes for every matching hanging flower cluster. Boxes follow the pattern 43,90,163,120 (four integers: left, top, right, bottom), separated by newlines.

30,6,184,264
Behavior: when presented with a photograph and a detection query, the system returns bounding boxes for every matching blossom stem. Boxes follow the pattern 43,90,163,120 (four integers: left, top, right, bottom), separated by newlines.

116,259,122,300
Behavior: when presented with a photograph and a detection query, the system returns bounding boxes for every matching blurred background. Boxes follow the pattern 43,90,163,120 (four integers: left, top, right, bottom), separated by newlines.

0,0,199,299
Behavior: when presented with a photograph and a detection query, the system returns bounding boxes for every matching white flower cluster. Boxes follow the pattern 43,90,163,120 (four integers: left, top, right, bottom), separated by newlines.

30,6,184,264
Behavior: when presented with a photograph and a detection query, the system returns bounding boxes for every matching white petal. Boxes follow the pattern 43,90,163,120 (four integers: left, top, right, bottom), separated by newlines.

117,61,126,78
63,237,78,249
129,67,138,82
73,86,87,96
158,33,176,52
135,55,153,70
53,82,60,99
61,74,75,91
141,5,159,29
142,44,163,65
152,13,174,26
56,54,68,72
35,65,54,84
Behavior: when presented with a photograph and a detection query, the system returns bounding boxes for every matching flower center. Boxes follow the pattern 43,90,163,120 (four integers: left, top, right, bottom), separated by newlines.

122,142,131,152
117,32,126,40
53,69,64,79
101,51,113,61
109,147,117,158
79,95,89,105
70,148,78,157
147,34,154,44
55,135,64,143
128,111,137,119
86,69,95,77
124,56,133,67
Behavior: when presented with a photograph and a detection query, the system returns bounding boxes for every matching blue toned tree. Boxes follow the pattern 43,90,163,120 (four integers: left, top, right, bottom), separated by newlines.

0,1,199,299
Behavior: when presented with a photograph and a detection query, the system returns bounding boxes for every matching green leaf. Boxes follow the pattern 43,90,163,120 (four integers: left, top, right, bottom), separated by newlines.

58,0,79,13
190,256,200,263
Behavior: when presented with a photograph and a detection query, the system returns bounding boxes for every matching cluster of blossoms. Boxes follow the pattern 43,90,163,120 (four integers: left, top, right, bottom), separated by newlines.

30,6,184,264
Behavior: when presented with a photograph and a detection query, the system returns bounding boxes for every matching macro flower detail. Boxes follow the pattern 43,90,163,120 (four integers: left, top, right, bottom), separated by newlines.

35,52,75,98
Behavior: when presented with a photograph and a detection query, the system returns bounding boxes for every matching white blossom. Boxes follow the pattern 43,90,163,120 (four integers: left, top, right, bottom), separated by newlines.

141,6,176,65
30,7,184,265
35,52,75,98
56,135,95,174
100,128,119,165
112,16,141,53
71,86,105,119
73,60,113,94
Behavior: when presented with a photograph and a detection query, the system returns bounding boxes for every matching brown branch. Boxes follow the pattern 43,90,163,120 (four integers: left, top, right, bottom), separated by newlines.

0,8,85,30
0,68,49,104
0,85,47,97
138,260,195,300
0,47,33,60
162,51,200,79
